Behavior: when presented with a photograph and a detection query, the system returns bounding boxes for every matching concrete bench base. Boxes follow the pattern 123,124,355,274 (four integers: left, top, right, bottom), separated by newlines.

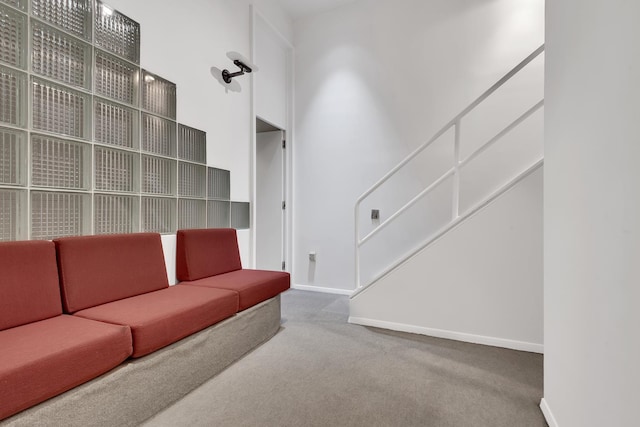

2,295,281,427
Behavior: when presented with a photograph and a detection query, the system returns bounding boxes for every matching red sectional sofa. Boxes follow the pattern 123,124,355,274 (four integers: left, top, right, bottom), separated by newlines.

0,241,132,420
0,230,290,422
54,233,239,358
176,228,290,311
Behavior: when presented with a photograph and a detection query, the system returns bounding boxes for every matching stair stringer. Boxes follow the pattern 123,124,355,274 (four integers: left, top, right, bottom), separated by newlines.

349,167,543,353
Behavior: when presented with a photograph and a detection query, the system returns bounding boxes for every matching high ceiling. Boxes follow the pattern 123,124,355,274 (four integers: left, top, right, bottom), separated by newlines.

276,0,358,21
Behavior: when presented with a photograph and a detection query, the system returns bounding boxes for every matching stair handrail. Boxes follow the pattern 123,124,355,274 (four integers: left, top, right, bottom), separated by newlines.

354,44,545,290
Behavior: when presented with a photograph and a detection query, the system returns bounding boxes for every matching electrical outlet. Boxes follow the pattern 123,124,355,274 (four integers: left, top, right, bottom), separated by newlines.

371,209,380,220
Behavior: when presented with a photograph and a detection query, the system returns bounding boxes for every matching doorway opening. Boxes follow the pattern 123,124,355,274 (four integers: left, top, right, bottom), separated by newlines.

255,117,286,271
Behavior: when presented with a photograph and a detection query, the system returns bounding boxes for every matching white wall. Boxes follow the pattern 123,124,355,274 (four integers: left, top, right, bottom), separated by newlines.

293,0,544,292
350,167,543,352
252,7,293,272
542,1,640,426
255,13,289,129
104,0,292,281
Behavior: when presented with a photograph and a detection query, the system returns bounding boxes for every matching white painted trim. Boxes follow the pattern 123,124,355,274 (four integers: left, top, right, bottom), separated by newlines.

539,398,559,427
249,4,257,269
250,6,295,274
292,284,354,296
253,8,294,49
348,317,544,354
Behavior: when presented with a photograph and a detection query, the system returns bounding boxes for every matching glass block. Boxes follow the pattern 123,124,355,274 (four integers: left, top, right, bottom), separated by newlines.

178,124,206,164
0,65,26,127
94,193,138,234
142,154,175,196
32,0,92,41
31,190,90,239
207,167,230,200
32,20,92,89
95,0,139,63
94,146,138,193
94,97,139,148
178,198,206,230
95,49,138,106
31,77,90,139
178,161,206,198
31,134,90,189
142,113,176,157
207,200,230,228
141,196,175,234
0,188,26,241
142,70,176,119
0,4,27,69
230,201,250,230
0,126,26,185
0,0,26,12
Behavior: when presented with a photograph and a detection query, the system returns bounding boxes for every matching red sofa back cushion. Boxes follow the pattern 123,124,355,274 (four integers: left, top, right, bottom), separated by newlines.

176,228,242,281
0,240,62,331
55,233,170,313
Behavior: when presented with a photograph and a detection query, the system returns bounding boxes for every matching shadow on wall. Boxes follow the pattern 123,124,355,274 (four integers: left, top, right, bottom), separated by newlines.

308,254,316,284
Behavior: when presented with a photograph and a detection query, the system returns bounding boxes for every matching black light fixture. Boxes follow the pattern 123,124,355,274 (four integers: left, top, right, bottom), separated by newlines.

211,51,258,87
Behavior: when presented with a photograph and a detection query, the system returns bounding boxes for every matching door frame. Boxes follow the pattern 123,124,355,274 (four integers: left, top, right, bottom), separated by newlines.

250,6,294,273
255,123,286,271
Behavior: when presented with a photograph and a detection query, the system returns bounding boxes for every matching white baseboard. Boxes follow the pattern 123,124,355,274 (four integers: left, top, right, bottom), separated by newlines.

348,316,544,354
539,398,558,427
291,284,353,296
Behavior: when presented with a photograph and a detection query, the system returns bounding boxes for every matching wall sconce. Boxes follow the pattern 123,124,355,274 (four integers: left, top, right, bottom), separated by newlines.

210,51,258,93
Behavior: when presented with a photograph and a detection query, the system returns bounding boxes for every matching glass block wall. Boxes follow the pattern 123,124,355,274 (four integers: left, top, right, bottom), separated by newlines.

0,0,246,241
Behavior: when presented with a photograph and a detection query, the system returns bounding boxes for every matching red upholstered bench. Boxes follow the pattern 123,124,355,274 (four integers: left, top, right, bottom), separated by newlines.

0,241,132,421
176,228,290,311
54,233,239,358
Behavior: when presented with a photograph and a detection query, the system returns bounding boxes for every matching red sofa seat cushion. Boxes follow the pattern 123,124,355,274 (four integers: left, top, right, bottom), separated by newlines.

181,269,290,311
73,285,239,358
54,233,170,313
0,315,132,420
176,228,242,281
0,240,61,331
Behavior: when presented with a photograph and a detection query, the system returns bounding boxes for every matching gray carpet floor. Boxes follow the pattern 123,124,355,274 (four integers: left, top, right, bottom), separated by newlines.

143,290,546,427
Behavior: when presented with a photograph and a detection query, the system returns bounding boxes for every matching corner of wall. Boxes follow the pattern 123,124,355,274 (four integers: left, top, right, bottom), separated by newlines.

539,398,559,427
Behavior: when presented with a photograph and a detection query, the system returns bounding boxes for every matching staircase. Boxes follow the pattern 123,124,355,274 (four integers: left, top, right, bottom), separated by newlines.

349,45,545,352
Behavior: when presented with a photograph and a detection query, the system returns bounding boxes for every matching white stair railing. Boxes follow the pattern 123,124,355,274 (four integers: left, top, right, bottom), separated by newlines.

354,45,545,295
